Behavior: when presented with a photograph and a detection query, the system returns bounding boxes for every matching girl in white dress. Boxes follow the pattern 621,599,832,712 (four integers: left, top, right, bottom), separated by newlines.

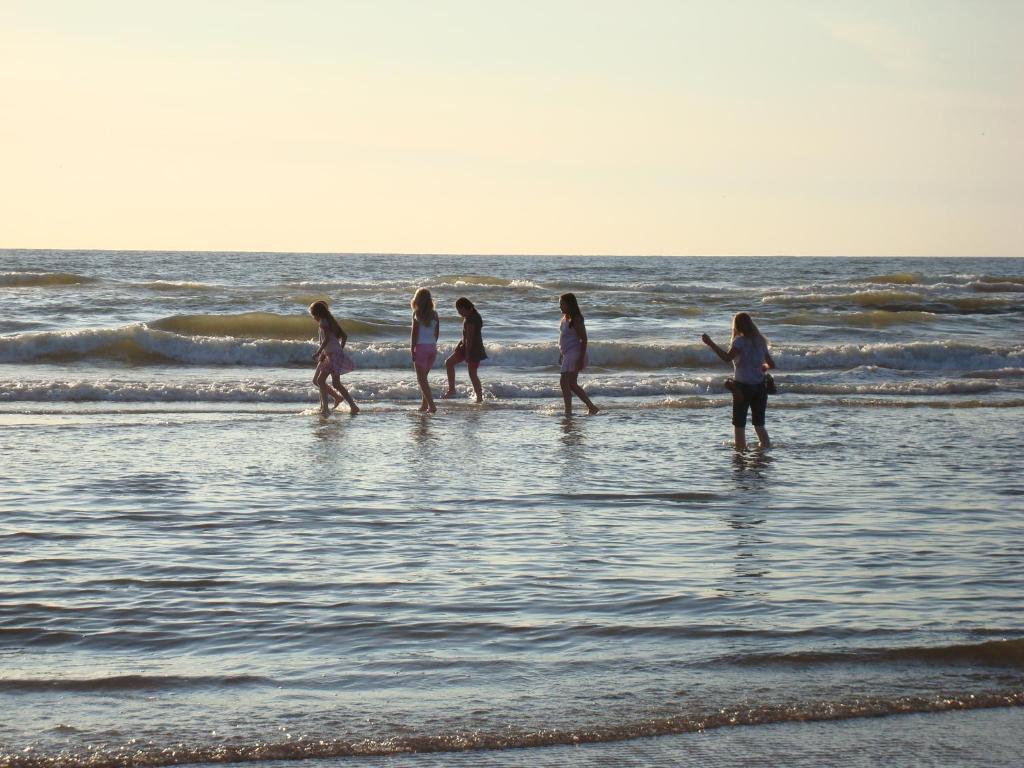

558,293,599,416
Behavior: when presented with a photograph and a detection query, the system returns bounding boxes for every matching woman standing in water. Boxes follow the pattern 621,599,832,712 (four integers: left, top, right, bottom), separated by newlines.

443,296,487,403
702,312,775,451
558,293,599,416
410,287,440,413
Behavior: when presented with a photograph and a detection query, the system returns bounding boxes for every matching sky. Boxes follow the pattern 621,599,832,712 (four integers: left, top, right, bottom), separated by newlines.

1,0,1021,256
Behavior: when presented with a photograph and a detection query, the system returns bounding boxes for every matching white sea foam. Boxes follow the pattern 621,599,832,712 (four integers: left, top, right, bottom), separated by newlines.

775,340,1024,372
1,372,1017,404
2,329,1022,373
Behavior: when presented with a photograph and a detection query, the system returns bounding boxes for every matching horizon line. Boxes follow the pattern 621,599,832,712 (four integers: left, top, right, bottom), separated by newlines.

1,247,1018,259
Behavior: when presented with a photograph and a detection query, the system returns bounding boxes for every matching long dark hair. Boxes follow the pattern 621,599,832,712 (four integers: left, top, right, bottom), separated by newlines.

308,300,343,338
559,292,583,327
455,296,482,326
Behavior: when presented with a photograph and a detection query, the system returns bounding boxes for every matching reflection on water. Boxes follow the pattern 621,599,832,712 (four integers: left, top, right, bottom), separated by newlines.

719,509,770,598
311,417,351,446
410,412,438,446
460,408,485,451
560,416,584,449
3,403,1023,765
732,449,773,488
723,450,773,596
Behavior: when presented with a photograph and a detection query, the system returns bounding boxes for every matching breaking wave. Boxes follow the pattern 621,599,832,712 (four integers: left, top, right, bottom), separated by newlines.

782,309,937,328
430,274,542,290
1,375,1020,405
862,272,923,285
148,312,405,340
763,290,1015,313
2,330,1023,373
0,271,97,287
970,280,1024,293
140,280,219,292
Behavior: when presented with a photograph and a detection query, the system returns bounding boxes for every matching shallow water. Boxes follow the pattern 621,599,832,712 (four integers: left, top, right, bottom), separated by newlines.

1,252,1022,766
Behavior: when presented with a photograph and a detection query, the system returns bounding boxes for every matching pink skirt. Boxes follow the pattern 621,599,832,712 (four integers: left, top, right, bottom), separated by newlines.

413,344,438,370
560,350,587,373
317,350,355,377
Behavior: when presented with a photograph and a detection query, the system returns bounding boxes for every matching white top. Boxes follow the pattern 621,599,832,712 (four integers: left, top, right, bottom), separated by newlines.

416,316,436,346
731,334,768,385
558,318,581,354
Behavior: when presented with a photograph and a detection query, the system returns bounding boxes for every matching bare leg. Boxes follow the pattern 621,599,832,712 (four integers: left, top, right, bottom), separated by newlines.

443,356,457,398
560,373,574,415
330,374,343,410
468,367,483,403
313,369,332,416
415,364,428,411
734,425,748,451
334,382,360,414
571,383,599,415
754,425,770,448
416,366,436,413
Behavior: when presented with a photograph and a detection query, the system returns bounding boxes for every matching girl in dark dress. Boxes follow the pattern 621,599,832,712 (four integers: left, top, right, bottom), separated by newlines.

443,296,487,403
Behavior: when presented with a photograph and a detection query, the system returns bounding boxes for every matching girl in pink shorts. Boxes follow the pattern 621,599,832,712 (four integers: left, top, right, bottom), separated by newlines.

410,288,439,413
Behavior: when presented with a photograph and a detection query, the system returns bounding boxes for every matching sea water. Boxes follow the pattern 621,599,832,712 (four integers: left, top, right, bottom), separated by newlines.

0,251,1022,766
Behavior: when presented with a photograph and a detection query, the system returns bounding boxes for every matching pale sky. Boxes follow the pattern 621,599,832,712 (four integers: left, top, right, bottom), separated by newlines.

1,0,1021,256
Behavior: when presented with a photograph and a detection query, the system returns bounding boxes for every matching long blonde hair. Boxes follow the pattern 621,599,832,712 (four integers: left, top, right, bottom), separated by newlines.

731,312,767,345
411,288,435,325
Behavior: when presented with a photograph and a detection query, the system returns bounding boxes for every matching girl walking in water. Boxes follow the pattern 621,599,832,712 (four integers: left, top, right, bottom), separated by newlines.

558,293,599,416
443,297,487,403
308,300,359,416
411,288,439,413
701,312,775,451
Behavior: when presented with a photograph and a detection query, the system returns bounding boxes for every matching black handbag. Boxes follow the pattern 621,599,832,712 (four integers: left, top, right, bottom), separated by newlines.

764,373,777,395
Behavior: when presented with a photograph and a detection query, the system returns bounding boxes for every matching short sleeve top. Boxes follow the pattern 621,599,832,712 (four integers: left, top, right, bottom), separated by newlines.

731,334,768,385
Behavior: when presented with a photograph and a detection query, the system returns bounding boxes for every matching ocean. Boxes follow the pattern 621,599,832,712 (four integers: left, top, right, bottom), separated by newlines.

1,250,1022,767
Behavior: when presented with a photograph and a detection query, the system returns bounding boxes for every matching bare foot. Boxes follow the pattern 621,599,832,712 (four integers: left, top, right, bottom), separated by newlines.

587,405,600,415
428,404,437,414
349,404,360,414
332,398,343,410
319,407,330,417
564,410,573,417
442,389,456,399
418,404,428,412
474,395,483,404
